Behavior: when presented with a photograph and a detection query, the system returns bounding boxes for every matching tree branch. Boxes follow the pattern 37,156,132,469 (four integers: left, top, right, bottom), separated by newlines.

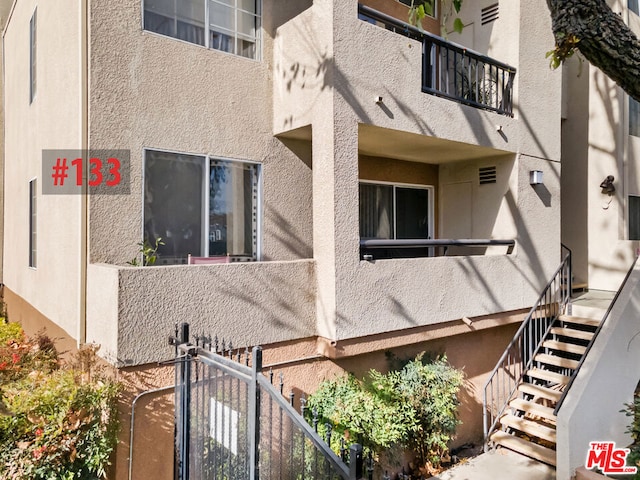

547,0,640,101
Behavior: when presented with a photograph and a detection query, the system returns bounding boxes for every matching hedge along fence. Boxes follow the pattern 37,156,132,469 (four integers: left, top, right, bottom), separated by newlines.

305,353,464,479
0,319,120,480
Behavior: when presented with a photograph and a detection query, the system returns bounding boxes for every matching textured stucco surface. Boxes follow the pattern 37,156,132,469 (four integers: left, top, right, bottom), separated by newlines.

3,0,83,338
556,259,640,480
87,0,314,266
561,2,640,292
272,0,562,342
0,0,12,281
86,260,316,366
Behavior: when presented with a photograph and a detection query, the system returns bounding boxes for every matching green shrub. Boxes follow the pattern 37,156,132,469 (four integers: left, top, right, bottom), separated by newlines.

624,393,640,478
306,353,464,473
0,322,119,479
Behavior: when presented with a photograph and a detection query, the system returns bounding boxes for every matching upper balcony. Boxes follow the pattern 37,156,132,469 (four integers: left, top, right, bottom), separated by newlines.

274,1,524,152
357,4,516,117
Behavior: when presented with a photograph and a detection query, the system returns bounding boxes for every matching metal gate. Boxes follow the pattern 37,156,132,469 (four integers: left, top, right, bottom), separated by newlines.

172,324,363,480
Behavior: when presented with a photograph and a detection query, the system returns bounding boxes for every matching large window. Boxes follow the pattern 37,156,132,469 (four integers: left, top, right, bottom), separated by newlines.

143,0,261,59
29,179,37,268
30,8,37,103
631,97,640,137
360,182,432,240
144,149,260,264
630,196,640,240
630,0,639,16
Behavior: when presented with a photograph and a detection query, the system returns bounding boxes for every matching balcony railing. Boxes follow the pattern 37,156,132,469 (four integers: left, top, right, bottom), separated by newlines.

360,238,515,260
358,4,516,117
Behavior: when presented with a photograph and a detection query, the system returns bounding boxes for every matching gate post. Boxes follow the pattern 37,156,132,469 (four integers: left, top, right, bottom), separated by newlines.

248,346,262,480
349,444,363,480
174,323,190,480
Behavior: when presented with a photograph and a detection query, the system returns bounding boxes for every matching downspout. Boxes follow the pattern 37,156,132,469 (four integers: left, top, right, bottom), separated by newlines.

78,0,88,346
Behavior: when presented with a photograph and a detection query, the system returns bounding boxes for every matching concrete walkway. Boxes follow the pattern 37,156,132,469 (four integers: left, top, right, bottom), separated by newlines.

432,449,556,480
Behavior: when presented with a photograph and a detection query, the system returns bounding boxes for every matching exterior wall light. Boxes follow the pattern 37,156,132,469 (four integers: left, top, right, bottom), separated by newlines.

529,170,543,185
600,175,615,195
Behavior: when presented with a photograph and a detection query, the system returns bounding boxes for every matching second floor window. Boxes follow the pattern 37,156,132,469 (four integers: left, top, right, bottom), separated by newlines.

143,0,261,59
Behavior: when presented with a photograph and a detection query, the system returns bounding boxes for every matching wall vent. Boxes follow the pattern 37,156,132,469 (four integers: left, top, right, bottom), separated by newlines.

481,3,499,25
479,166,497,185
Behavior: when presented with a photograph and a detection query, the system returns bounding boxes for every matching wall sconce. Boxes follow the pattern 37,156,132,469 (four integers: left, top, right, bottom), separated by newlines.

600,175,615,195
529,170,543,185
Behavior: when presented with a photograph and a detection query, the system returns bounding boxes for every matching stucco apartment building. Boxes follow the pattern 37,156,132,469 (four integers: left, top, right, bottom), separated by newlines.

0,0,592,477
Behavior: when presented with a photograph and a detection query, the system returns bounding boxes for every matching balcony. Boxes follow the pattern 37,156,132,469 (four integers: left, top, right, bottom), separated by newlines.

358,4,516,117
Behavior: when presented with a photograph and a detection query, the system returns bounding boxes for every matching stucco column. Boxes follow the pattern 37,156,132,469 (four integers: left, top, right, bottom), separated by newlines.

311,0,360,339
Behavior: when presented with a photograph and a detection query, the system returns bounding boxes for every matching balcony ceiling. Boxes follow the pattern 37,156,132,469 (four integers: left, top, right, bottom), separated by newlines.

276,124,511,164
358,124,511,164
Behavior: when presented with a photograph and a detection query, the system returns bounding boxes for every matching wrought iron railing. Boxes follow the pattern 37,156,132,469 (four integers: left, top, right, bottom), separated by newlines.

482,245,572,448
171,324,363,480
358,4,516,116
360,238,515,260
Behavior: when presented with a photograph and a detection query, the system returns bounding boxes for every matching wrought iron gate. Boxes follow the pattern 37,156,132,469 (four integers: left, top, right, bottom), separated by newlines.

172,324,363,480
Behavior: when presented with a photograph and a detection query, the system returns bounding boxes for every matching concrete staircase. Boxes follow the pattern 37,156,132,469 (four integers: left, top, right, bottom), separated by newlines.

489,314,601,466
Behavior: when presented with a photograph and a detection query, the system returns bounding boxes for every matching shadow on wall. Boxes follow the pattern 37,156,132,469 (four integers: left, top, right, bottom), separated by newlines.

115,365,175,480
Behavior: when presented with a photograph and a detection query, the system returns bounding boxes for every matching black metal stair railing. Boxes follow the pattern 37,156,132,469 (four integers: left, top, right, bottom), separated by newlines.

482,246,572,449
358,4,516,116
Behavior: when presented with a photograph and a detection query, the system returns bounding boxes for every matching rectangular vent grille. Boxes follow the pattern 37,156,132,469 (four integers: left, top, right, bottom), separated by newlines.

481,3,499,25
479,166,497,184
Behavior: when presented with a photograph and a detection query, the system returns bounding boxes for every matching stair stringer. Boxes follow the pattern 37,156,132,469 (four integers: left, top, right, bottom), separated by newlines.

555,259,640,480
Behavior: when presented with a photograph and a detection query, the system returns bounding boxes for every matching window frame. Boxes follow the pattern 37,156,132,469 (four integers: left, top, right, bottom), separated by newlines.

141,0,262,60
29,8,37,103
630,96,640,138
142,147,262,264
359,179,434,241
629,195,640,241
29,178,37,268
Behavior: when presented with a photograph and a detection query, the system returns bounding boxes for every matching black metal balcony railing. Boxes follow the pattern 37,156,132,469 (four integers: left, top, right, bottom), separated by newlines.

360,238,515,260
358,4,516,117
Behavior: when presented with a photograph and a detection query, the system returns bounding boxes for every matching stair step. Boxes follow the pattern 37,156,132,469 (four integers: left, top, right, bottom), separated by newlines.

510,398,557,422
526,367,570,386
549,327,595,342
558,315,601,328
542,339,587,356
518,382,562,402
499,413,557,443
490,431,556,466
534,353,580,370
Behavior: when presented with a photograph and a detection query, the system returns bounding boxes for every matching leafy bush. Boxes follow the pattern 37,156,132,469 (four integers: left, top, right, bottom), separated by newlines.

0,322,119,479
624,393,640,477
306,353,464,474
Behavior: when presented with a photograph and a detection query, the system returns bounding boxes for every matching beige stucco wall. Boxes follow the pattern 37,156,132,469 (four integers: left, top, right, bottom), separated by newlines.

556,258,640,480
562,1,640,292
564,64,638,292
274,0,561,342
87,0,314,266
0,0,12,282
86,260,316,366
3,0,84,340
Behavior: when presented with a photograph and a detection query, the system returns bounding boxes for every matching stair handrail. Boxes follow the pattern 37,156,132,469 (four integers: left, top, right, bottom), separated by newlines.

482,245,572,449
553,255,639,415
